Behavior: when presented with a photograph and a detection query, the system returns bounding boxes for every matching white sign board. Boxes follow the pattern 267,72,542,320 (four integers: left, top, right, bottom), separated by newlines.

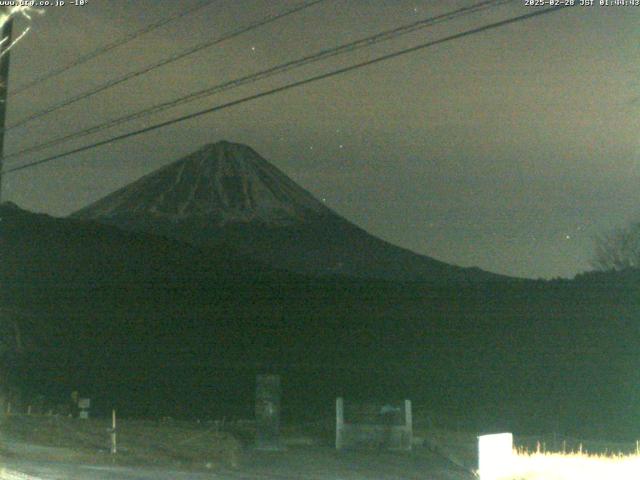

478,433,513,480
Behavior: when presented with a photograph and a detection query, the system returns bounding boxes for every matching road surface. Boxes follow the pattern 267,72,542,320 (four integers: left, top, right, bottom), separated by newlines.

1,446,476,479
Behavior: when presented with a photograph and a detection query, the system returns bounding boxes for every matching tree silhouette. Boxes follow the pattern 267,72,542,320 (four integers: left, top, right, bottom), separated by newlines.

592,222,640,271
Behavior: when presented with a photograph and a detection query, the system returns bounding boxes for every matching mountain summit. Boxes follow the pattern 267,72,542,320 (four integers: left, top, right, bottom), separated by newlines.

73,141,506,283
74,141,330,226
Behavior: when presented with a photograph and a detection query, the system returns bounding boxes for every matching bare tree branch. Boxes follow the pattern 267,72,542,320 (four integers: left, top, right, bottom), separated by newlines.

591,222,640,271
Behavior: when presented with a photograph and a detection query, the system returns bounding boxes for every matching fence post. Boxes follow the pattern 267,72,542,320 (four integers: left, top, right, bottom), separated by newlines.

404,399,413,451
336,397,344,450
110,409,117,455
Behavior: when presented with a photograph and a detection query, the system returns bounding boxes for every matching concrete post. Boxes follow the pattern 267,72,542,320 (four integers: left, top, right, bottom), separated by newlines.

404,399,412,450
335,397,344,450
110,409,117,455
255,375,281,451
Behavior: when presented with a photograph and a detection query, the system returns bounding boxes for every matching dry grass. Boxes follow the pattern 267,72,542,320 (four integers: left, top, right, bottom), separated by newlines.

413,420,640,480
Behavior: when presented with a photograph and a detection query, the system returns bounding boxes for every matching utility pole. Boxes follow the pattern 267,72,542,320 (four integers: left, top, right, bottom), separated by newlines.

0,7,13,203
0,8,12,418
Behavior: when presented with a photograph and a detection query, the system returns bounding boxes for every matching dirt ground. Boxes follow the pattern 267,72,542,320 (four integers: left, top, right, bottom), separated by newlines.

234,445,476,480
0,415,479,479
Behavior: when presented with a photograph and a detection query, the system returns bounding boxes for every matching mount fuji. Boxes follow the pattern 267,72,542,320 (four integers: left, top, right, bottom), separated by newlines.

73,141,505,283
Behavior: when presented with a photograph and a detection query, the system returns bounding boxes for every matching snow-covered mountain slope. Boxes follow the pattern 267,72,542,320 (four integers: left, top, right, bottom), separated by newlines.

73,141,508,283
74,141,331,226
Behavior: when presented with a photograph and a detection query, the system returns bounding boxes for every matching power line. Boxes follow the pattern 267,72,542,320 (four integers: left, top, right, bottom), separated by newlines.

9,0,219,97
4,0,510,162
2,5,570,177
5,0,327,131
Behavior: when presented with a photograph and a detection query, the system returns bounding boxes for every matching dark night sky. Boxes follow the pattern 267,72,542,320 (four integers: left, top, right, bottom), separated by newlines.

2,0,638,279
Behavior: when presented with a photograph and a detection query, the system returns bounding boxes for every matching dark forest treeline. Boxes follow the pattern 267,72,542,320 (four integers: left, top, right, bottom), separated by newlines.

2,204,639,440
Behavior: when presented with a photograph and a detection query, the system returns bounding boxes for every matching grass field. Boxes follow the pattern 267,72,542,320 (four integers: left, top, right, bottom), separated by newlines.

3,413,638,479
0,414,242,471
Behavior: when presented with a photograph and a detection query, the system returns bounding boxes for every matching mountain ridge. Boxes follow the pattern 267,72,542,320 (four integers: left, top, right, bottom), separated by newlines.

1,201,295,288
73,141,332,226
72,141,510,283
